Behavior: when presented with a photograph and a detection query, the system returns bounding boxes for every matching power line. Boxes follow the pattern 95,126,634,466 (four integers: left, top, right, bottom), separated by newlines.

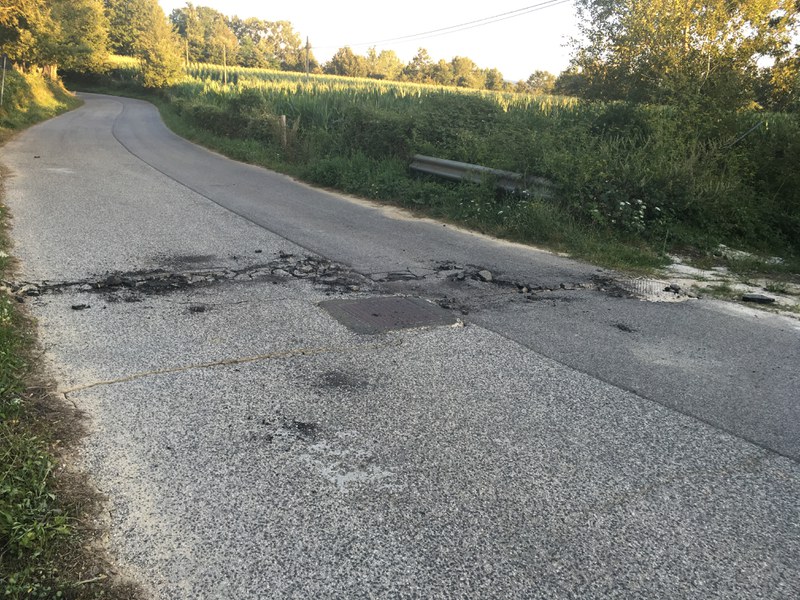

316,0,571,50
362,0,569,45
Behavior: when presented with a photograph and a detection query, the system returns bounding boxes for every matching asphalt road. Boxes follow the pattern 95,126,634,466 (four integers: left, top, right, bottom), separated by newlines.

3,93,799,599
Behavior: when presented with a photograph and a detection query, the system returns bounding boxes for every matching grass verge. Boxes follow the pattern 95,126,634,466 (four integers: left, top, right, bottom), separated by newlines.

1,69,142,599
0,70,80,143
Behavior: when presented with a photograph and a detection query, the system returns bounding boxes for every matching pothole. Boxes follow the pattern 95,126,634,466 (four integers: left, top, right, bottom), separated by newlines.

320,296,458,334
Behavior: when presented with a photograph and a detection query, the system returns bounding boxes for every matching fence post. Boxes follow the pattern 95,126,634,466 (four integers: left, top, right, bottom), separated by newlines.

1,55,7,108
280,115,288,148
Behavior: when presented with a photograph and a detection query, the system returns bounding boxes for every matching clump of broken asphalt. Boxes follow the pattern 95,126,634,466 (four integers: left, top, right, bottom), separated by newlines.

4,250,797,326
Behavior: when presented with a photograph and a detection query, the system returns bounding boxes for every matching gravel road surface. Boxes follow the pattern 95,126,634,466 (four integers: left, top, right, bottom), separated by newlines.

3,93,799,599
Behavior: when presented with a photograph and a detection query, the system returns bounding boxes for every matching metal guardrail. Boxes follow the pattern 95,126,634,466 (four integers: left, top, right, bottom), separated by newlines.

409,154,556,198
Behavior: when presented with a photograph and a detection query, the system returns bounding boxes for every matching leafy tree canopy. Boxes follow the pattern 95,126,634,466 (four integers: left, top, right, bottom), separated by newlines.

0,0,51,62
104,0,153,56
106,0,183,87
402,48,434,82
365,47,404,80
450,56,485,88
1,0,107,77
521,70,556,95
324,46,367,77
570,0,799,111
47,0,108,73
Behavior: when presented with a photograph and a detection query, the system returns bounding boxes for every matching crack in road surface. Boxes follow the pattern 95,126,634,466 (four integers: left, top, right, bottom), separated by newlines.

4,248,693,318
60,339,405,396
2,251,367,300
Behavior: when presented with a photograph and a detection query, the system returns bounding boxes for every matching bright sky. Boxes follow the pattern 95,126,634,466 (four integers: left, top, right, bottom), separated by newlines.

157,0,581,82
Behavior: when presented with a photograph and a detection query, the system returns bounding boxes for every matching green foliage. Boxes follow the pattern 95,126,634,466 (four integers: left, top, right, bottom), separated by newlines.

169,7,315,72
741,114,800,248
229,18,311,71
450,56,484,89
137,7,183,88
365,48,403,81
570,0,800,113
324,46,367,77
1,0,108,77
0,0,51,64
0,68,79,137
321,45,507,89
402,48,434,83
104,0,148,56
519,71,556,95
46,0,108,74
104,0,183,88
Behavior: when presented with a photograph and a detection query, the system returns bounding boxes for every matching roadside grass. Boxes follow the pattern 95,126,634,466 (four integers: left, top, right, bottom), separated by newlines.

697,281,737,299
1,69,142,599
764,282,795,295
696,280,800,316
724,256,800,282
1,179,70,599
0,70,81,143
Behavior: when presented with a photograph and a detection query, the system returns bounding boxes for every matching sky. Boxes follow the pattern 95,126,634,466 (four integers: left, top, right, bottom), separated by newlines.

157,0,581,82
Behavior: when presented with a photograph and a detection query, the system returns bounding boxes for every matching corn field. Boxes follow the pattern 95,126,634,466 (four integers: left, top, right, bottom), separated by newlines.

184,62,579,113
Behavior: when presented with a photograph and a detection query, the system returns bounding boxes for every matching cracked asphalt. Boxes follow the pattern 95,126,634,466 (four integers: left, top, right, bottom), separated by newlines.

2,93,799,598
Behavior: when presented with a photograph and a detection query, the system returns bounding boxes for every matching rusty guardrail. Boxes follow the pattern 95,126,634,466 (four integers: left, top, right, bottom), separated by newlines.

409,154,556,198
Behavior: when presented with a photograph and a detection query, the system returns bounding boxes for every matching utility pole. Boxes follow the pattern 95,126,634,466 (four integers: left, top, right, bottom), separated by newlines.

223,45,227,85
305,37,310,79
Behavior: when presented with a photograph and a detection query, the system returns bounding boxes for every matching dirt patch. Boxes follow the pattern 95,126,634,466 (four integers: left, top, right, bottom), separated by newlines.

316,370,366,389
436,296,471,315
664,257,800,317
591,276,638,299
157,254,218,269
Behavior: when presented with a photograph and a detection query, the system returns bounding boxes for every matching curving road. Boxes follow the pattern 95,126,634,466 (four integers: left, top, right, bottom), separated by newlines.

3,93,799,598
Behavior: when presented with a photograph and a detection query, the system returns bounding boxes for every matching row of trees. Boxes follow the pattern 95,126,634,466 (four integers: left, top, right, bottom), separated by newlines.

0,0,184,86
164,4,516,91
0,0,522,91
322,49,560,94
167,4,316,72
323,47,510,90
161,0,800,107
160,0,799,107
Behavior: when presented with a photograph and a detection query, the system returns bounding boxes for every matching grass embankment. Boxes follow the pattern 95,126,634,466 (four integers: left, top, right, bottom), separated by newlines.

0,68,79,142
1,68,138,599
73,61,800,276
